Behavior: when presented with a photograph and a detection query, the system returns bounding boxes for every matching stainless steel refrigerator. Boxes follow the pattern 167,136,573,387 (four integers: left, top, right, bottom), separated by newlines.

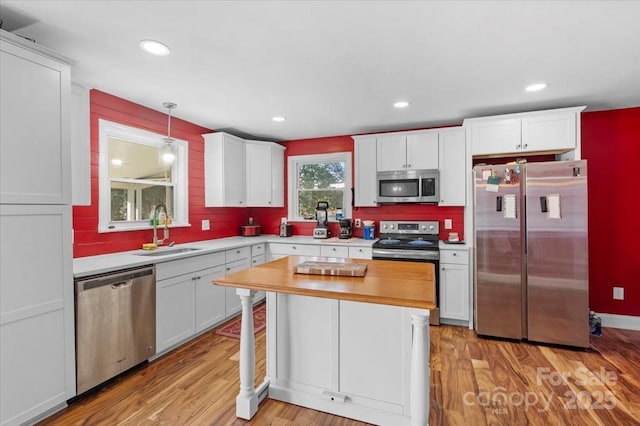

473,160,589,347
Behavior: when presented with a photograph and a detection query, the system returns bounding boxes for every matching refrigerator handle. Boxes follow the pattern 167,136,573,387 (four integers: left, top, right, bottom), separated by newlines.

539,196,548,213
496,196,503,212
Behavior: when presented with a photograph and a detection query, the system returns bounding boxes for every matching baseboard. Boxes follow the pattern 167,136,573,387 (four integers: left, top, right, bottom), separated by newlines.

599,313,640,331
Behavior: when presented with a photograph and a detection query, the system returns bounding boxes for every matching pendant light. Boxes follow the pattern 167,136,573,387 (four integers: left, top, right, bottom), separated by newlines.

162,102,177,164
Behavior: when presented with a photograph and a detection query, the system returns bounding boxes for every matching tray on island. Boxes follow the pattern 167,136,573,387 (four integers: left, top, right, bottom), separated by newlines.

294,260,367,277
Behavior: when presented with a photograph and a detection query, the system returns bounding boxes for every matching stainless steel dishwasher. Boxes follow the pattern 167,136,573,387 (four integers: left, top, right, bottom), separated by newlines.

75,265,156,394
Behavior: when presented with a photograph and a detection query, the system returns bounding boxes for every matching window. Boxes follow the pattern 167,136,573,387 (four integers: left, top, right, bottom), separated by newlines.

288,152,352,221
98,119,189,232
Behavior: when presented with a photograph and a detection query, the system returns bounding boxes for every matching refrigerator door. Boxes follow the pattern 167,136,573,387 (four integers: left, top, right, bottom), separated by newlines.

474,165,524,339
525,161,589,347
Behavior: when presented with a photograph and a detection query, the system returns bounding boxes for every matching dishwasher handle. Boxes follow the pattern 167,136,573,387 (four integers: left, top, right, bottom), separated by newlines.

77,266,154,292
111,281,133,290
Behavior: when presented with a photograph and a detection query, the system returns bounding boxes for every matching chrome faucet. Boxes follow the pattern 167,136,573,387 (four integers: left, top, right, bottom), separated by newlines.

152,204,170,246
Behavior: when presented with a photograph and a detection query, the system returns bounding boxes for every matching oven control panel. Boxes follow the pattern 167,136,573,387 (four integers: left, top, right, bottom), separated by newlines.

379,221,439,235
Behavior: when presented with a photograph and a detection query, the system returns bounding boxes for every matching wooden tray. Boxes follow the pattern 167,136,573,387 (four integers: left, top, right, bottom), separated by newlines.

294,261,367,277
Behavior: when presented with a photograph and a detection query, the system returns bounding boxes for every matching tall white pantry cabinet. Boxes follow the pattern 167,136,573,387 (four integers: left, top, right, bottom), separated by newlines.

0,30,75,426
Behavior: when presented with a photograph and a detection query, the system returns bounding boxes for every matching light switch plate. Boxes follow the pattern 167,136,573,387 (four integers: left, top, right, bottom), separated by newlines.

613,287,624,300
202,219,210,231
444,219,452,229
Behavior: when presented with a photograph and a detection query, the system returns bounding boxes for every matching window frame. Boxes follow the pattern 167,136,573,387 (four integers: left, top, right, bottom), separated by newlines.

287,152,352,222
98,119,189,233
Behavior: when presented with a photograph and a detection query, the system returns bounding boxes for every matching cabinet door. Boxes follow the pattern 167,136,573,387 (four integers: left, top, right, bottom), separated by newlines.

339,301,410,410
320,245,349,258
376,134,407,171
353,136,378,207
440,263,469,321
195,266,226,332
0,40,71,204
204,133,246,207
70,83,91,206
224,258,251,317
348,246,372,259
246,142,272,206
270,144,285,207
522,112,576,152
438,128,466,206
406,132,438,170
470,118,521,156
156,274,195,353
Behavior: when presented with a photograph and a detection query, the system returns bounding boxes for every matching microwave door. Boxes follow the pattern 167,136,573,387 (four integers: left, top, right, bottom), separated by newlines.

378,178,420,202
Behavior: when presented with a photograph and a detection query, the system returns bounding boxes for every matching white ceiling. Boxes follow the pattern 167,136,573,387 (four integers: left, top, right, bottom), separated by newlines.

2,1,639,141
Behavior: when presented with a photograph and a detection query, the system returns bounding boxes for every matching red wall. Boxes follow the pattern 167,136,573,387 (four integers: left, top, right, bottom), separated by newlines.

581,107,640,316
251,135,464,240
72,90,251,257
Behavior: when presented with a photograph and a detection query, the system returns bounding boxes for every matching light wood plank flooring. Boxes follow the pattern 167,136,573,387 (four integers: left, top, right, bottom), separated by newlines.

40,321,640,425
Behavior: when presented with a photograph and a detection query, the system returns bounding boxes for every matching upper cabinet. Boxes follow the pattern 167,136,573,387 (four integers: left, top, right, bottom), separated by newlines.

0,34,71,205
353,135,378,207
465,106,585,158
204,132,285,207
245,140,286,207
438,128,466,206
70,83,91,206
204,132,246,207
376,131,438,171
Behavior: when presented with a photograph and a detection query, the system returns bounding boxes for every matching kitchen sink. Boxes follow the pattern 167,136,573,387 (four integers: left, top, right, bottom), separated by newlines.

136,247,203,257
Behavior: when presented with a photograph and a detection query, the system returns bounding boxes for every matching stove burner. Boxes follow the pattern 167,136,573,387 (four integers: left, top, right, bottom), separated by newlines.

378,239,401,245
408,240,434,247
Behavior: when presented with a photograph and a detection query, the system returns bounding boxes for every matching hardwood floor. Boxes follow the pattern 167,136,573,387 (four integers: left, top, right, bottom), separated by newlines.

40,321,640,425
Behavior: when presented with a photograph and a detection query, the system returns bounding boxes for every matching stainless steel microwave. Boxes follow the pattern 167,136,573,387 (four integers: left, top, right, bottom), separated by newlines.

376,169,439,203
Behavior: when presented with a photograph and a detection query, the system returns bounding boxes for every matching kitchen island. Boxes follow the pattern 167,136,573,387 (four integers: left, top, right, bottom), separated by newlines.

213,256,436,426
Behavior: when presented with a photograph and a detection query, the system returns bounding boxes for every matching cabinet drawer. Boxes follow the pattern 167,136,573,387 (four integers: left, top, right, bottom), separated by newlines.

269,243,321,257
348,246,372,259
156,252,225,281
439,249,468,265
251,254,266,267
225,258,251,274
321,245,349,258
251,243,265,257
225,246,250,263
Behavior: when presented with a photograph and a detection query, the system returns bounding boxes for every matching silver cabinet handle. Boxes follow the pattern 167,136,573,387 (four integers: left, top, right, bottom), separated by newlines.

453,253,457,256
523,143,528,149
516,144,521,149
292,246,297,250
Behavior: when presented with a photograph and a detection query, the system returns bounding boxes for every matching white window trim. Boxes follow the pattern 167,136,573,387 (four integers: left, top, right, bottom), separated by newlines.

287,152,352,222
98,119,189,232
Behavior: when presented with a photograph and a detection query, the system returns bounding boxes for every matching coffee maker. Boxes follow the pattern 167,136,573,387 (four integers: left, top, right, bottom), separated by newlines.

338,218,352,239
313,201,330,239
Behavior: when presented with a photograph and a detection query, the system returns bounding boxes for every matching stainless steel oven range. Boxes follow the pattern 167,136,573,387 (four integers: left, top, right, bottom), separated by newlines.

371,220,440,325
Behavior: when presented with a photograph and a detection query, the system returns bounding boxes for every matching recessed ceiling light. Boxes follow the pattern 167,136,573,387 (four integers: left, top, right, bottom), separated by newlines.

139,39,170,56
111,158,123,166
394,101,410,108
525,83,547,92
272,116,286,122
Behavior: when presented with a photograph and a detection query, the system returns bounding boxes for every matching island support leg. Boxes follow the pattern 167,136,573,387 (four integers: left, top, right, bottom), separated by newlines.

409,309,430,426
236,288,258,419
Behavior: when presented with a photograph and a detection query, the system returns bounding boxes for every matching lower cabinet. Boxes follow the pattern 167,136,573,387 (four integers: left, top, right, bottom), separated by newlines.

439,248,470,322
156,251,236,355
224,247,251,317
251,243,267,303
268,294,412,421
268,242,372,261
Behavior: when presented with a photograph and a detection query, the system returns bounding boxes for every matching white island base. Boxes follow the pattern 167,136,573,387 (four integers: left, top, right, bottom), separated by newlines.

234,288,431,426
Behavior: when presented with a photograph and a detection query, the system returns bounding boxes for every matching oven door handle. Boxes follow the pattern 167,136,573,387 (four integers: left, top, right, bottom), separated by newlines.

372,248,439,261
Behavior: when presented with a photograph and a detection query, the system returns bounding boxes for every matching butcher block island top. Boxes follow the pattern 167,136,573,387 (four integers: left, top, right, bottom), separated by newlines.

213,255,436,310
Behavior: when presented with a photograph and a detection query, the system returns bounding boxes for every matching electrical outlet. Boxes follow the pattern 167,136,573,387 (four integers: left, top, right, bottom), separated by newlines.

201,219,210,231
355,218,361,228
613,287,624,300
444,219,452,229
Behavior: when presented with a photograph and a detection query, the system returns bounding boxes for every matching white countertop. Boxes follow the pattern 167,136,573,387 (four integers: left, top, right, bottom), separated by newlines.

73,235,378,278
439,240,470,250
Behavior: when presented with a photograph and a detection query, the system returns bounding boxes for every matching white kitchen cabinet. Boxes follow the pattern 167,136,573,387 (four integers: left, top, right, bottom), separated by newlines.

268,242,321,260
155,252,226,354
438,127,467,206
204,132,246,207
0,34,71,205
466,106,584,157
320,245,349,258
1,31,75,426
376,131,438,171
348,246,372,259
251,244,267,303
439,248,470,322
245,140,286,207
195,265,227,332
224,247,251,317
70,83,91,206
352,136,378,207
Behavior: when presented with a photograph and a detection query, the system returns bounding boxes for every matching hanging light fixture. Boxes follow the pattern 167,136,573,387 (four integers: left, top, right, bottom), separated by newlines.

161,102,177,164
